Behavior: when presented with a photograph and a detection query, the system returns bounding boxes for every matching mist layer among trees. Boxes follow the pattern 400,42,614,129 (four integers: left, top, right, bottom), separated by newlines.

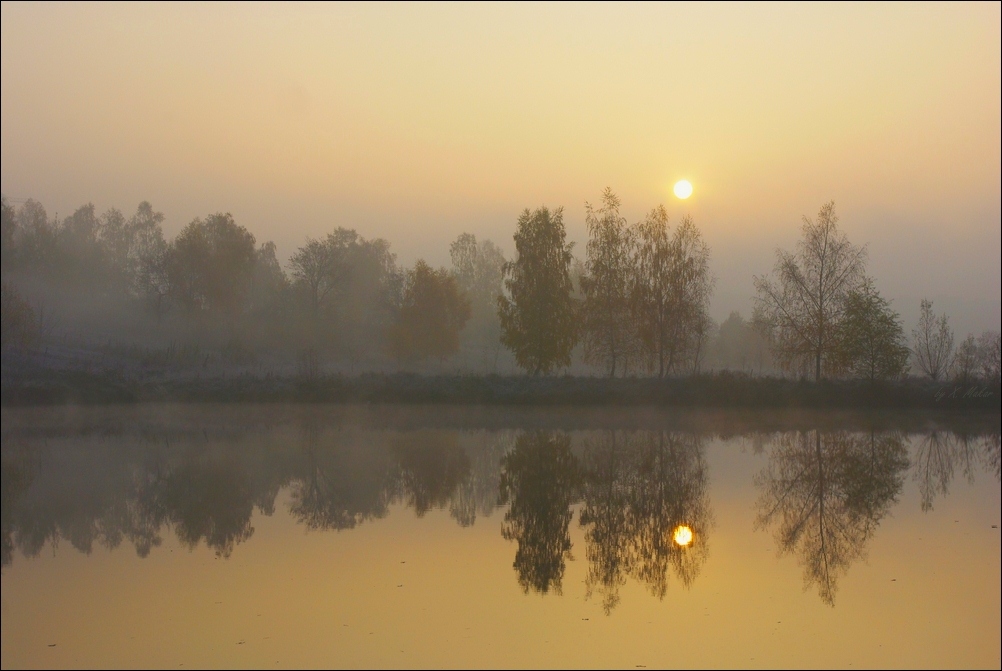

2,194,999,386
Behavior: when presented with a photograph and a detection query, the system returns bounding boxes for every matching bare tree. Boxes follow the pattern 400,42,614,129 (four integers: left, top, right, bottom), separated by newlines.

754,201,867,381
954,334,980,384
977,331,1001,385
910,299,954,381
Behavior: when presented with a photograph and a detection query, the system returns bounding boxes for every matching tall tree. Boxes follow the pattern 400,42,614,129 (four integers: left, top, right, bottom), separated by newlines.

581,188,636,376
837,278,910,382
754,201,867,381
632,209,714,377
498,207,578,375
910,299,954,381
389,260,471,363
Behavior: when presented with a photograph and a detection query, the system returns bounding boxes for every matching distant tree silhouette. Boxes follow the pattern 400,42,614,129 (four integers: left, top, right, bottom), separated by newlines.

389,260,471,364
450,233,507,371
168,213,257,318
911,299,954,381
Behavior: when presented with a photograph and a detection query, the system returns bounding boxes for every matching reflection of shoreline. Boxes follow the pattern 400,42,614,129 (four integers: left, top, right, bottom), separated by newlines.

3,420,999,610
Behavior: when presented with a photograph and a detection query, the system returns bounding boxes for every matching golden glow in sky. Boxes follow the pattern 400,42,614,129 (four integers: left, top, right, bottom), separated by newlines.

673,524,694,547
1,2,999,333
673,180,693,199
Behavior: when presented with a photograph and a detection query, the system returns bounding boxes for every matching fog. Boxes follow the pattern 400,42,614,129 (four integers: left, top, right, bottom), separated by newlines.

1,3,999,379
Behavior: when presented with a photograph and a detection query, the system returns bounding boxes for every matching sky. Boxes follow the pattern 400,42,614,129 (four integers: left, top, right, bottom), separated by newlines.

2,2,999,334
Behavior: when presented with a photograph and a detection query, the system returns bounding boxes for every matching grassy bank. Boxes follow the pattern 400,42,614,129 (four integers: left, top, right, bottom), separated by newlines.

2,369,998,410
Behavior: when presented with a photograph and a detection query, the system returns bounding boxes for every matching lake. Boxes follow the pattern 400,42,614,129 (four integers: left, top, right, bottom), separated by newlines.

2,405,999,668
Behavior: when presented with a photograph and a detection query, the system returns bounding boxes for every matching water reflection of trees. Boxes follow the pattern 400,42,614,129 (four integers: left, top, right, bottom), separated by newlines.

911,430,1001,512
1,426,513,567
578,431,711,613
289,425,396,531
754,430,909,605
498,431,580,595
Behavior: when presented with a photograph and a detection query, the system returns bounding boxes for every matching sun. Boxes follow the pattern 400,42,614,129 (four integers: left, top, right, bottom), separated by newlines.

672,524,694,547
673,180,693,199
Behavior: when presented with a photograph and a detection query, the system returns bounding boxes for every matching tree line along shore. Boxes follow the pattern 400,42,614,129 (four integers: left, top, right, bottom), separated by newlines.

2,190,999,406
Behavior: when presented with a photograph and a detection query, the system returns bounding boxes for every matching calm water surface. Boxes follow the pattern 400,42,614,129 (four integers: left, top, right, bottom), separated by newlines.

2,405,999,668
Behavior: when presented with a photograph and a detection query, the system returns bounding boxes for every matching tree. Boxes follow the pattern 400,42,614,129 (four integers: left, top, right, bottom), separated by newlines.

288,235,341,319
712,311,772,373
1,282,38,351
977,331,1001,385
754,201,867,381
450,233,507,371
837,278,910,382
910,299,954,381
581,188,636,376
954,334,980,384
167,213,257,318
498,207,578,375
632,208,714,377
389,260,471,363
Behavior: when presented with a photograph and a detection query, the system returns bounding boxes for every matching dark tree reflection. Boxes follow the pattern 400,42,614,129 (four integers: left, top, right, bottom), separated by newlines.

289,426,395,531
755,430,908,606
392,430,470,517
578,431,633,613
447,431,513,527
630,431,711,598
498,431,580,595
911,430,999,511
1,443,40,568
577,431,711,613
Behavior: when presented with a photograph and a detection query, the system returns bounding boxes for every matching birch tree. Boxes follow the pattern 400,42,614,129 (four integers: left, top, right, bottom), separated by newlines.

754,201,866,381
581,188,636,376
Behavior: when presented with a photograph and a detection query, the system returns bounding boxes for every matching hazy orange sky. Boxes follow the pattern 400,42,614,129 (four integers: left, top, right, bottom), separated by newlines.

2,2,999,333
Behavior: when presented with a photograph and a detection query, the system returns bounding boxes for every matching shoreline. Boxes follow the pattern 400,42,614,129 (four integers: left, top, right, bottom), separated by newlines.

2,369,999,411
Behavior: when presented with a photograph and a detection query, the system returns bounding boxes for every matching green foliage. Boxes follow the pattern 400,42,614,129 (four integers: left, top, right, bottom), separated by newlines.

837,279,909,382
498,207,578,375
389,260,471,363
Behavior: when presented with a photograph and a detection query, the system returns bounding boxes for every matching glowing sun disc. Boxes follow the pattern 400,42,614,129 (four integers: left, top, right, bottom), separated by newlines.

673,524,694,547
673,180,693,199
